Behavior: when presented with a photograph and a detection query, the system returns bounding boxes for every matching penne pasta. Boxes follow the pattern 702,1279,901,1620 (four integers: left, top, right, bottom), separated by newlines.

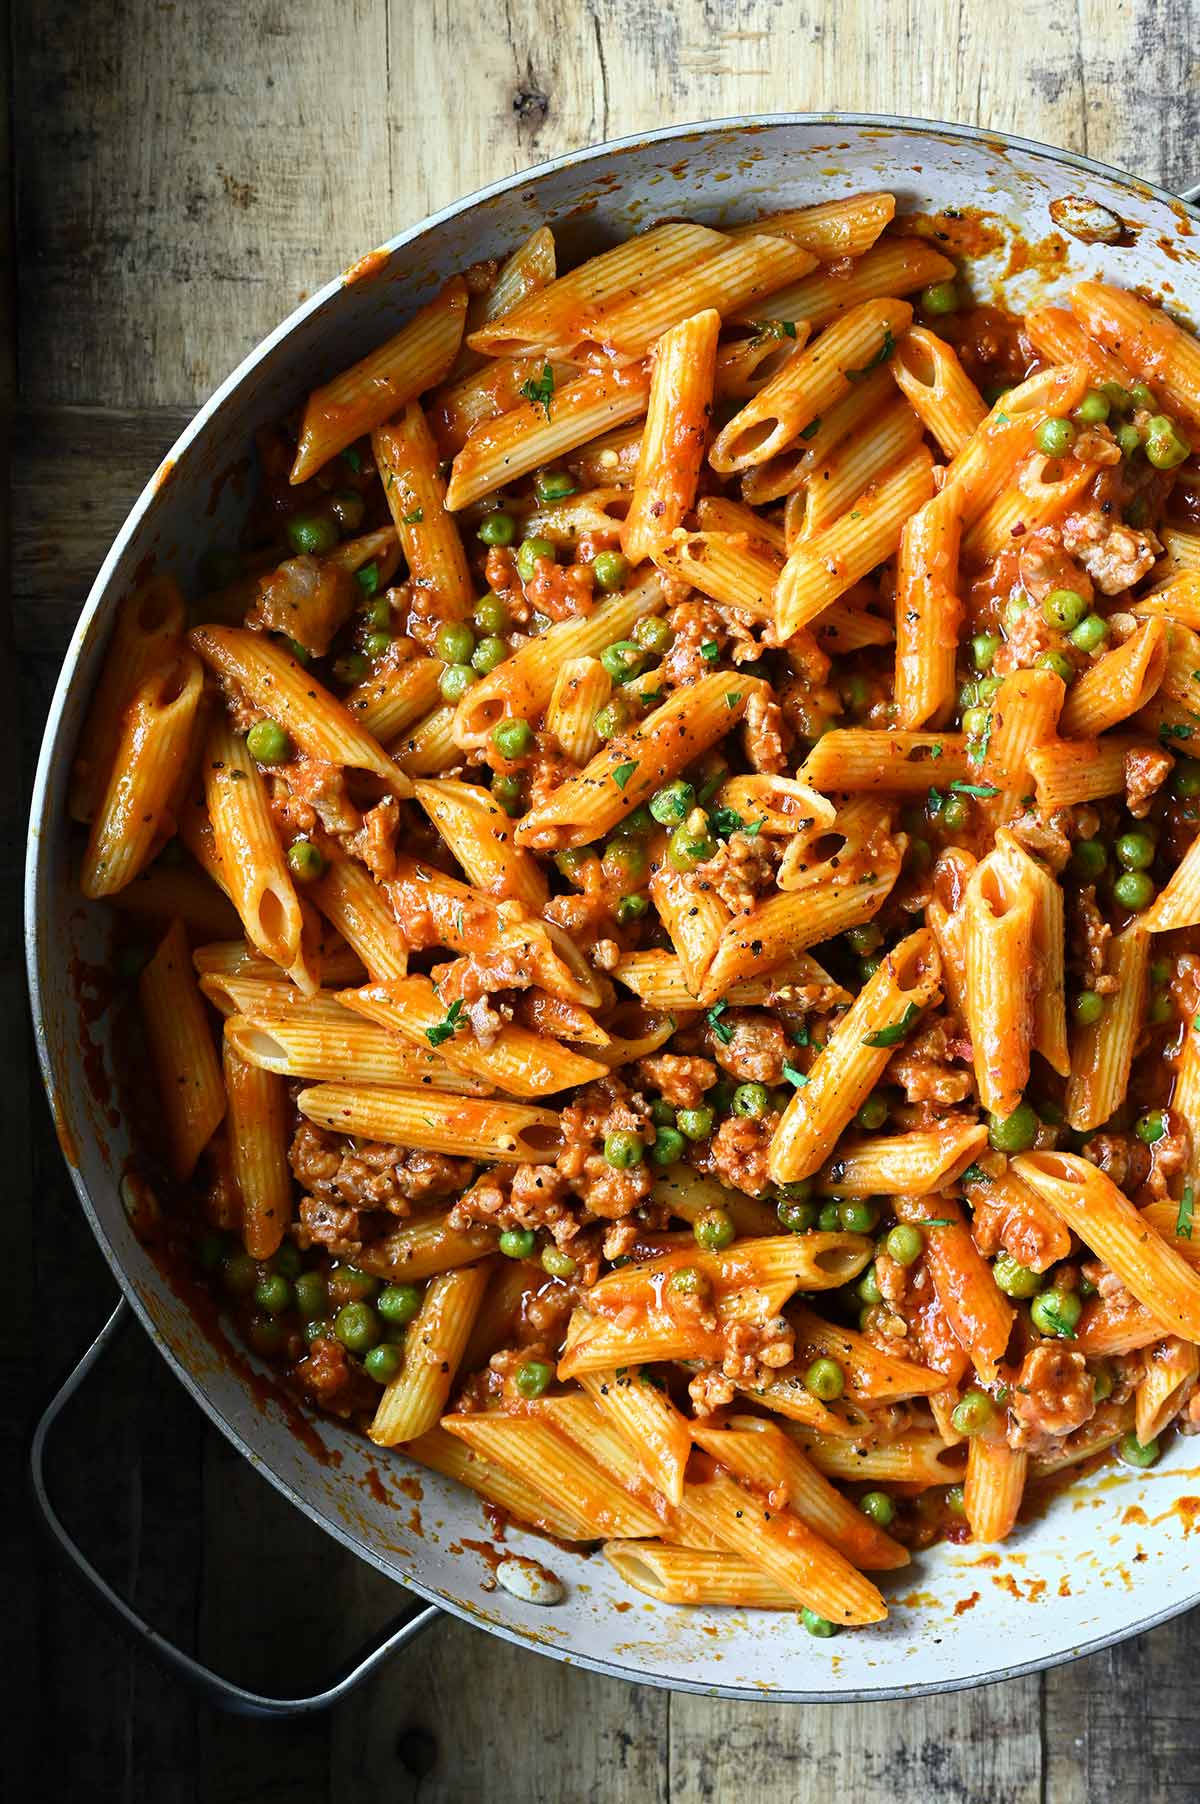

139,919,226,1180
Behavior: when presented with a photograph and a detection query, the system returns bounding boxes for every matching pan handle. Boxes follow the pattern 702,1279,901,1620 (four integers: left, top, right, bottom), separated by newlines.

1180,180,1200,205
29,1298,442,1717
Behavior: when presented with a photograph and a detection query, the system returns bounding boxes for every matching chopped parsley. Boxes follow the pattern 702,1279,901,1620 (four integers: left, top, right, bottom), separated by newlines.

862,1000,922,1048
724,690,743,710
929,742,944,759
845,326,896,382
751,318,797,345
1161,722,1195,742
700,640,721,664
612,759,639,791
960,1163,988,1185
520,362,555,421
949,779,999,798
709,805,744,839
706,1001,734,1045
1179,1182,1195,1241
1035,1302,1077,1340
343,447,362,472
994,411,1010,425
915,1218,953,1228
425,998,465,1048
799,417,822,441
782,1063,810,1087
402,508,423,525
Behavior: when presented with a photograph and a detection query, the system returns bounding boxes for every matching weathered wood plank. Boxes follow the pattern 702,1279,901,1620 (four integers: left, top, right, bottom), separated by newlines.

1044,1614,1200,1804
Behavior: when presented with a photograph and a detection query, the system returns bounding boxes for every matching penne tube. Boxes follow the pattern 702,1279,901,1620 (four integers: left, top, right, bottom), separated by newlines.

373,403,474,618
1170,1020,1200,1189
533,1394,675,1521
1070,280,1200,426
964,1439,1027,1544
1027,735,1140,811
622,308,721,564
453,574,662,750
775,447,936,640
1139,1200,1200,1267
440,1413,663,1539
891,325,988,457
714,326,809,401
515,672,757,851
965,449,1098,564
544,657,612,764
404,1424,596,1543
993,827,1068,1077
110,860,243,940
894,1197,1015,1382
767,929,943,1184
576,1369,692,1507
787,1424,967,1487
513,485,628,548
369,1264,490,1445
679,1469,887,1624
1075,1293,1164,1356
819,1123,989,1197
224,1010,484,1093
343,654,444,744
962,847,1037,1117
310,844,409,982
615,946,849,1013
202,713,309,986
788,1303,944,1401
1059,618,1169,738
339,976,606,1097
446,363,651,510
296,1083,560,1162
602,1541,797,1609
740,365,896,506
791,398,925,541
1024,304,1136,388
190,626,409,792
414,777,548,909
430,352,576,456
650,1166,779,1239
894,484,962,730
81,653,206,897
1159,525,1200,576
798,728,970,792
354,1212,499,1282
390,703,459,774
1131,570,1200,630
139,919,226,1180
290,278,467,482
70,574,187,823
728,191,895,261
1065,923,1149,1131
702,852,901,1002
222,1040,290,1260
982,667,1065,819
585,1234,871,1317
1136,1336,1199,1445
737,237,955,332
1014,1151,1200,1340
647,838,730,995
1143,832,1200,933
710,298,914,474
1027,1402,1135,1478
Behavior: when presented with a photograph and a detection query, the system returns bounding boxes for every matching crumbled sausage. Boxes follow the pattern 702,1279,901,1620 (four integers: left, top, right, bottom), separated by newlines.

556,1076,654,1218
700,1111,779,1197
447,1164,576,1239
290,1120,474,1218
636,1053,718,1110
1079,1130,1150,1195
742,688,790,774
248,555,357,656
1067,885,1114,990
295,1335,378,1417
688,1365,737,1415
1125,745,1174,819
693,831,778,915
705,1007,789,1081
1060,505,1163,594
1008,1344,1096,1453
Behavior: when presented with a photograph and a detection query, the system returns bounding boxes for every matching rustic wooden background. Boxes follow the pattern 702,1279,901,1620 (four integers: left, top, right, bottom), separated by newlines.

9,0,1200,1797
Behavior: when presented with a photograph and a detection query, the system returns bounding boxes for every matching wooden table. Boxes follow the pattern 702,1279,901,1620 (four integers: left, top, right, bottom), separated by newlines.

9,1,1200,1796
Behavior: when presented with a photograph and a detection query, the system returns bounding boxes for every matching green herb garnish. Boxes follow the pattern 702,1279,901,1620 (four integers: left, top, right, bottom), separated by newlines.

862,1001,922,1048
425,998,465,1048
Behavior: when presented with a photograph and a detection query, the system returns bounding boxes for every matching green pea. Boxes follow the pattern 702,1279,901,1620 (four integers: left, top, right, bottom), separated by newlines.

678,1106,715,1142
845,923,883,956
492,773,524,818
246,718,292,765
1149,989,1174,1025
534,469,577,503
945,1483,967,1517
879,1227,920,1270
668,820,716,872
333,652,369,686
616,893,648,924
474,593,509,634
1118,1432,1160,1469
1003,595,1029,629
977,674,1004,702
992,1253,1042,1299
1074,389,1111,425
246,1312,287,1357
363,630,392,659
1030,1287,1083,1337
281,1272,322,1323
941,794,971,832
951,1389,995,1436
222,1250,259,1297
593,698,631,741
515,1359,555,1399
334,1301,381,1353
197,1230,228,1274
285,638,312,666
859,1490,896,1527
1115,421,1144,460
905,836,933,874
1128,381,1155,410
857,1264,883,1306
859,956,882,980
477,510,516,547
604,1129,644,1170
1071,838,1107,880
592,550,631,592
971,632,1001,672
1043,587,1089,631
363,595,392,632
817,1201,841,1232
286,513,339,556
374,1283,421,1326
516,536,556,582
842,673,870,713
466,634,505,675
987,1101,1039,1152
633,614,672,653
434,622,473,666
541,1245,577,1279
1151,958,1171,987
1114,869,1155,911
600,640,647,685
961,705,989,740
287,840,325,882
839,1198,878,1234
920,280,960,315
1037,650,1075,684
1100,381,1134,414
801,1606,838,1638
694,1207,735,1252
853,1094,889,1134
439,662,477,703
650,781,696,826
778,1196,818,1233
669,1267,705,1297
805,1357,845,1401
335,1265,378,1302
1146,415,1192,470
498,1227,536,1259
1116,830,1156,871
1036,416,1076,456
604,837,648,885
1171,758,1200,799
363,1343,403,1384
1136,1109,1166,1145
1074,990,1105,1026
492,717,535,760
647,1099,676,1127
649,1127,686,1168
1090,1360,1115,1402
733,1082,771,1120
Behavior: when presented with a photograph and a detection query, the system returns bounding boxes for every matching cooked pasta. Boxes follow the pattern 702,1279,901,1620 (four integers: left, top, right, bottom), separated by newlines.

73,190,1200,1638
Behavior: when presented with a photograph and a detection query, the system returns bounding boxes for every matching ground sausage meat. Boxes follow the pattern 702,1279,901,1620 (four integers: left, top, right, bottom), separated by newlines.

705,1007,789,1082
1125,745,1173,818
742,688,790,774
556,1076,654,1218
693,832,778,915
447,1164,576,1240
636,1053,718,1110
290,1121,474,1217
1060,505,1162,594
1079,1130,1150,1195
1008,1344,1096,1453
720,1314,795,1381
295,1193,363,1259
294,1335,377,1417
700,1111,779,1197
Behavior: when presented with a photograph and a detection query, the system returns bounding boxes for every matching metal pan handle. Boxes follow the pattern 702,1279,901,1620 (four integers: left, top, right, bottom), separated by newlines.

1181,181,1200,205
29,1299,442,1717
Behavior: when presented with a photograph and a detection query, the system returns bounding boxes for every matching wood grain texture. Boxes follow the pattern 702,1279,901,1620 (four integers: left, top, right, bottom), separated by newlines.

14,1,1200,1800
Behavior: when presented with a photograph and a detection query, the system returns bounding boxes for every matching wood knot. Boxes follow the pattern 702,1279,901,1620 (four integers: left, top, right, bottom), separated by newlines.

396,1725,438,1778
512,82,549,128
